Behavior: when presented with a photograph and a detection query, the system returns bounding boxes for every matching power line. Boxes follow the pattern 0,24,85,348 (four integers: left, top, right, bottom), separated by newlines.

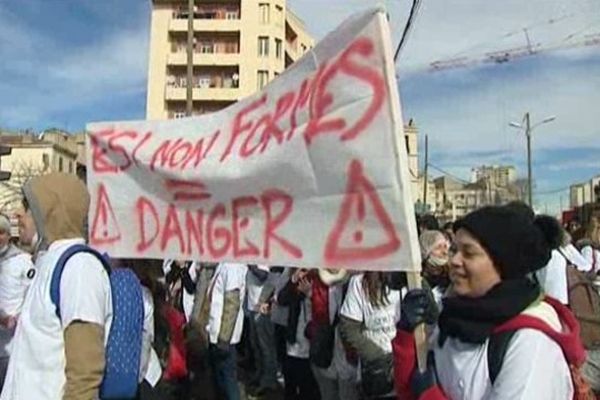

394,0,422,61
535,187,570,196
427,162,471,185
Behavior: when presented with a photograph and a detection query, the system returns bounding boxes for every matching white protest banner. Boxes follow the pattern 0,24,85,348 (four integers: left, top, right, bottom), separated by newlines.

86,8,422,271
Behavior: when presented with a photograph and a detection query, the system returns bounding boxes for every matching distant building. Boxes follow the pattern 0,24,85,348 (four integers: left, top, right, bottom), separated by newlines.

471,165,516,188
434,166,521,223
403,119,435,213
570,175,600,209
0,130,79,221
146,0,314,119
434,176,485,221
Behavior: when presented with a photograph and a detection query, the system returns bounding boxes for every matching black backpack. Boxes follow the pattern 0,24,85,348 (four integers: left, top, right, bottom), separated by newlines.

487,330,516,384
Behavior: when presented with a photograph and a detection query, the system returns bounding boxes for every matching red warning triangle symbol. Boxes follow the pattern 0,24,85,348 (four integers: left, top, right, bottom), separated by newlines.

325,160,401,263
90,184,122,245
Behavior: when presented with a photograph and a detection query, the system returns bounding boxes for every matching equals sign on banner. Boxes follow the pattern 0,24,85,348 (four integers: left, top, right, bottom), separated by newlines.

164,179,212,201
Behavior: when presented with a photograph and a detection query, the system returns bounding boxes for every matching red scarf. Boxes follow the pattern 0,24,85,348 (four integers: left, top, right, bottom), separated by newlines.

311,277,330,325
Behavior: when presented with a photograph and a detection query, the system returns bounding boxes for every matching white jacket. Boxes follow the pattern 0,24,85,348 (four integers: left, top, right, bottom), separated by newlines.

433,301,573,400
0,239,112,400
0,246,34,358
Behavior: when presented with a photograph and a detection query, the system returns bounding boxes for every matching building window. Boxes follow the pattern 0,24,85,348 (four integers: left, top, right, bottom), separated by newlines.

200,41,214,54
275,5,283,26
58,157,63,172
259,3,270,24
42,153,49,169
257,70,269,90
275,38,282,59
258,36,269,57
198,76,211,88
225,7,239,19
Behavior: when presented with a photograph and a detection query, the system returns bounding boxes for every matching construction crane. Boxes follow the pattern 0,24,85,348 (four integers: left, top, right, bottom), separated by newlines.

427,13,600,72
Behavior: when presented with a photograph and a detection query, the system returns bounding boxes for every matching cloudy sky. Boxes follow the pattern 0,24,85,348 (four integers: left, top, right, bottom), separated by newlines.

1,0,599,212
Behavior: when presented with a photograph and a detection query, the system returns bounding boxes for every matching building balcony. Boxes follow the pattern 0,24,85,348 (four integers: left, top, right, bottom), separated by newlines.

172,5,240,21
169,18,241,33
165,86,240,102
167,52,241,66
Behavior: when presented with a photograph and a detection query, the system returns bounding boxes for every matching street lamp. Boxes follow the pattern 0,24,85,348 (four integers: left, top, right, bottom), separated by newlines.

509,113,556,207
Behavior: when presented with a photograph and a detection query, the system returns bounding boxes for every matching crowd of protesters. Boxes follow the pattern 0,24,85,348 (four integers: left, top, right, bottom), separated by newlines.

0,173,599,400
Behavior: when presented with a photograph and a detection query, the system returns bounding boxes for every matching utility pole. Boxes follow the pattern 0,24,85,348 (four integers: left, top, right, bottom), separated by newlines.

509,112,555,209
525,112,532,207
423,135,429,211
186,0,194,116
560,195,564,212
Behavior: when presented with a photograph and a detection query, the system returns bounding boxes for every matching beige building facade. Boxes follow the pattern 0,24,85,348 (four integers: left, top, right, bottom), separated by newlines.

570,175,600,209
434,176,486,222
403,120,434,213
147,0,314,119
471,165,516,189
0,131,79,217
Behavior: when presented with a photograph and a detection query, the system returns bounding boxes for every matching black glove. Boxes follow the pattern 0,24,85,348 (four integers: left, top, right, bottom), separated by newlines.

361,353,394,397
411,352,438,397
399,288,438,331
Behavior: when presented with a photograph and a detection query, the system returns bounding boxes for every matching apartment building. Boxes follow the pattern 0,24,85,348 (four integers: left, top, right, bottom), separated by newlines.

434,176,486,222
570,175,600,208
146,0,314,119
471,165,516,188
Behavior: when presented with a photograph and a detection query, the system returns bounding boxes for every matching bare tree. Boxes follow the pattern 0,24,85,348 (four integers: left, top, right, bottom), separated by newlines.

0,159,49,214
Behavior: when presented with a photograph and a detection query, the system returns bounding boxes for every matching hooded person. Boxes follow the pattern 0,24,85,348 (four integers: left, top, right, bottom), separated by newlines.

419,231,450,307
0,173,112,400
392,205,588,400
0,214,35,390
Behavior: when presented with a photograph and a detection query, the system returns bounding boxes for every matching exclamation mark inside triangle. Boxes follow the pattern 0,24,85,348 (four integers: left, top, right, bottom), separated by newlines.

90,183,122,245
325,159,401,264
353,194,365,244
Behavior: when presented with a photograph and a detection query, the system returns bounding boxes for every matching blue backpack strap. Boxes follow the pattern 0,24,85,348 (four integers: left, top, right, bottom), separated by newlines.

49,244,111,320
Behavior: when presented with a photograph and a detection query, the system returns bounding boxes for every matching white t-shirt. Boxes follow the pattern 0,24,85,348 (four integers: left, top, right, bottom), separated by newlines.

207,263,247,345
536,250,569,304
140,287,162,387
0,250,35,357
1,239,112,400
340,274,401,354
537,246,592,305
162,260,199,322
582,245,600,273
433,301,573,400
246,265,270,312
563,244,592,271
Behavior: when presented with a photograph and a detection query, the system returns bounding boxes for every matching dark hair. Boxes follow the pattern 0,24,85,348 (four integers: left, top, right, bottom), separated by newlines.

443,222,454,231
362,272,390,307
504,201,534,221
419,214,440,231
534,215,564,250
